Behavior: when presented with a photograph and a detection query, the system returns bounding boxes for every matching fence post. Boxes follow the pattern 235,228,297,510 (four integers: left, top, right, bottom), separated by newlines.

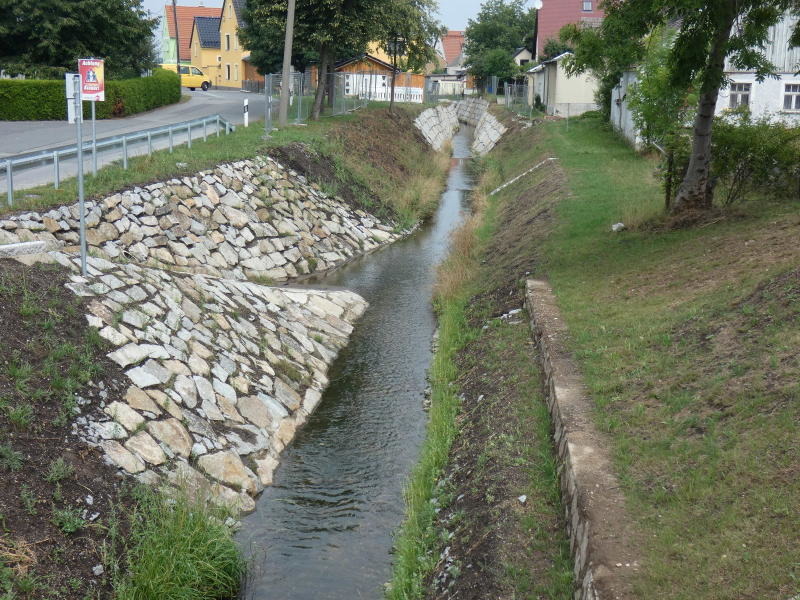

53,151,60,189
265,74,273,136
295,73,302,124
188,123,192,149
204,119,208,140
91,100,97,176
216,114,221,137
169,127,173,153
122,136,128,170
5,160,12,206
147,132,152,155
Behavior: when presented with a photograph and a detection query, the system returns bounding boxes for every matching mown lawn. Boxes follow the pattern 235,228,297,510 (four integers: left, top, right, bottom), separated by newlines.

542,114,800,599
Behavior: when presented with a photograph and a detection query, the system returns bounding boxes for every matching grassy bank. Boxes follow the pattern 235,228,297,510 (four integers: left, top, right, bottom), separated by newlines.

542,114,800,598
4,105,447,228
388,115,572,599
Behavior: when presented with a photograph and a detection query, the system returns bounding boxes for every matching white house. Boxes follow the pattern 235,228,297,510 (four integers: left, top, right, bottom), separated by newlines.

612,16,800,147
526,52,599,117
513,47,533,67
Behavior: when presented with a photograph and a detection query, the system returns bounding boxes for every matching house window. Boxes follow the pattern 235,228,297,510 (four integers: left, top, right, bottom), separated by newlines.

520,58,530,65
234,64,239,81
582,0,592,10
228,2,232,17
784,84,800,110
729,82,751,108
226,34,230,51
226,64,231,80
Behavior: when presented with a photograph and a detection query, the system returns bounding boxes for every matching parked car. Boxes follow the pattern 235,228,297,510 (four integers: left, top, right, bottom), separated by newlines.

159,64,211,91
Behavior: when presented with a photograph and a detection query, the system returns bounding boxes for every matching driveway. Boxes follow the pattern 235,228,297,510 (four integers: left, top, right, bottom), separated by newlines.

0,88,266,159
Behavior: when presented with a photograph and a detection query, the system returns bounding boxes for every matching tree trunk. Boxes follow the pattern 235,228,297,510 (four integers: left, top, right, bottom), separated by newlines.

311,44,331,121
326,53,336,110
278,0,296,127
671,10,735,214
390,36,398,114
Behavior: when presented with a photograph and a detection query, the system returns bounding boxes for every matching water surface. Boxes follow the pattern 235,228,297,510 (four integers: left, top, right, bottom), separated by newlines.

239,127,474,599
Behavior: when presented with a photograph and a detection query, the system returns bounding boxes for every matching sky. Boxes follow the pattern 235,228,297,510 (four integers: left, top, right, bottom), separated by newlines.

141,0,483,31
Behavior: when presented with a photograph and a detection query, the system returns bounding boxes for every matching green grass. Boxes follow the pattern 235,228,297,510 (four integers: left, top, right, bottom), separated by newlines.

541,114,800,599
109,488,245,600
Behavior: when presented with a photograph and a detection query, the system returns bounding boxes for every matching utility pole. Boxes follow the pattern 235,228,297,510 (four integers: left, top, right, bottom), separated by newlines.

278,0,296,127
172,0,180,66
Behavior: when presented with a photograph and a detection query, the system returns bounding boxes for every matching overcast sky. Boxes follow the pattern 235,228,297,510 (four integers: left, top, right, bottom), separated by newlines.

142,0,484,31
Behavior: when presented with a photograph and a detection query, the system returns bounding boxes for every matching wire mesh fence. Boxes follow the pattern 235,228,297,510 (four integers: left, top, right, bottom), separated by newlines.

504,82,532,117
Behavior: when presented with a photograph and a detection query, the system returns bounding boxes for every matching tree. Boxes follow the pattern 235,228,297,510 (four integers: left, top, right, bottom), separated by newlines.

242,0,385,120
0,0,157,78
464,0,536,83
540,38,572,61
564,1,800,214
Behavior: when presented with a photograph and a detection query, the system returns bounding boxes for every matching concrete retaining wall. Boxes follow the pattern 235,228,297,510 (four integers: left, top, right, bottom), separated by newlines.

414,98,507,156
525,279,639,600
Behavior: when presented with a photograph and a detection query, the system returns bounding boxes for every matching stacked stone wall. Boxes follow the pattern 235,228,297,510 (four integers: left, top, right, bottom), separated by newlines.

0,156,404,283
55,252,367,512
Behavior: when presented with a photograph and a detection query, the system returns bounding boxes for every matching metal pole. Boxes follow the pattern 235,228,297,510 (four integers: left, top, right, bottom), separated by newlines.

147,132,152,155
91,100,97,175
5,160,12,206
216,114,221,137
122,136,128,169
244,98,249,128
204,118,208,140
74,76,87,276
188,123,192,148
169,127,173,152
295,74,302,123
54,151,60,189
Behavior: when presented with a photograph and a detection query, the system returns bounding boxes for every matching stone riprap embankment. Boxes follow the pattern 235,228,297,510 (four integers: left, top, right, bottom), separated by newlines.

414,98,507,156
53,251,366,513
0,156,404,282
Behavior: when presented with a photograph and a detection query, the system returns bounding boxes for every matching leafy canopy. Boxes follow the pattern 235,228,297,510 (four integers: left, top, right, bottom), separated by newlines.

464,0,536,79
0,0,157,78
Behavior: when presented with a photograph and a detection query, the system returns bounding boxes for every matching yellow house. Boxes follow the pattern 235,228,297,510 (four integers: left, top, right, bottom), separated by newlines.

189,0,259,89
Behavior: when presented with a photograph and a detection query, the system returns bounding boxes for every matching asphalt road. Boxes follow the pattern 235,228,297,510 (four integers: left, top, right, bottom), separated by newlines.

0,88,268,195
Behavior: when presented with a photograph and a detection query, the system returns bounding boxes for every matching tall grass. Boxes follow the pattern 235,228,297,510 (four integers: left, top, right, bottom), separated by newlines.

110,488,245,600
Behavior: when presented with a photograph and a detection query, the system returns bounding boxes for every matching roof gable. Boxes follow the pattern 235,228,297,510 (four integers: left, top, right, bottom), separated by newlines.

194,16,221,49
164,5,221,59
335,54,399,73
441,30,465,64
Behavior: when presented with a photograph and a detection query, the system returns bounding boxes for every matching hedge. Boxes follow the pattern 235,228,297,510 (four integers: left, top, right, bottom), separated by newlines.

0,69,181,121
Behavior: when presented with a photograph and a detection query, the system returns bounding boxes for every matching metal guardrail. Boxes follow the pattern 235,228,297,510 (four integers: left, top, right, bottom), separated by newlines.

3,113,236,206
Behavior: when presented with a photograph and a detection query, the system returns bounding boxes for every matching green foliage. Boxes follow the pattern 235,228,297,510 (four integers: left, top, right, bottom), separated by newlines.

465,0,536,82
112,488,245,600
0,0,157,78
627,27,697,145
540,38,572,61
0,443,23,472
51,507,85,534
0,63,67,80
0,69,180,121
710,110,800,205
377,0,444,74
44,457,75,484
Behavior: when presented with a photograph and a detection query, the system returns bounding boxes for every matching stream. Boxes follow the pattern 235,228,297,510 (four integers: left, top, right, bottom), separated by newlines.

238,126,474,599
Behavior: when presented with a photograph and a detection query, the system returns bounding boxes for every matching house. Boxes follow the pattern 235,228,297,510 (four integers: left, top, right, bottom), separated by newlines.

611,16,800,148
535,0,603,58
188,16,222,87
716,16,800,122
216,0,259,88
526,52,598,116
439,30,466,75
162,4,220,64
310,54,426,103
512,47,533,66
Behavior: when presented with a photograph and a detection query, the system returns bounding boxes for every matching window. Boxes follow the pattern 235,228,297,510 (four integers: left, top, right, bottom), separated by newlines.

520,58,530,65
784,84,800,111
729,82,751,108
191,67,203,76
179,66,190,75
226,34,230,51
582,0,592,10
226,64,231,80
194,43,197,57
234,64,239,81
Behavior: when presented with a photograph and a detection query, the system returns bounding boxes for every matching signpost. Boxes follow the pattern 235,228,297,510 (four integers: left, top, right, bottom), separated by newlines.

78,59,104,176
72,75,87,276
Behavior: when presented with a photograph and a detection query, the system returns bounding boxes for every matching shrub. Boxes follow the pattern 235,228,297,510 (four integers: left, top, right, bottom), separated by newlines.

0,69,180,121
0,63,68,80
112,488,245,600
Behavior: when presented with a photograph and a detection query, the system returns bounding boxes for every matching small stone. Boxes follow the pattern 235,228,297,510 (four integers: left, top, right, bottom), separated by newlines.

92,564,104,576
125,386,162,414
104,401,145,432
100,440,145,473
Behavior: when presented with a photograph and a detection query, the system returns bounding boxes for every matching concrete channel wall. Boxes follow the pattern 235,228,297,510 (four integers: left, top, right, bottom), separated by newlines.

526,280,640,600
414,98,507,156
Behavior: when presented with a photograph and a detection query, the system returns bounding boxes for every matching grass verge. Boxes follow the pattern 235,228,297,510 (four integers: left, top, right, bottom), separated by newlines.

543,113,800,599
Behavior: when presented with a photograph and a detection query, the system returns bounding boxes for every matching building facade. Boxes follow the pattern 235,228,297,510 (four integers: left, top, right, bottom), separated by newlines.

162,4,220,64
536,0,603,58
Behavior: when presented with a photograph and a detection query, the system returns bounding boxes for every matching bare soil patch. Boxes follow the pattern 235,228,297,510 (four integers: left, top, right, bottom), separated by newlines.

0,259,133,599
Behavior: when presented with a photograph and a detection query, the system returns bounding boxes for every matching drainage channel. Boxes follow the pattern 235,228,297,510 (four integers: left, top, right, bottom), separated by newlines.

237,126,475,599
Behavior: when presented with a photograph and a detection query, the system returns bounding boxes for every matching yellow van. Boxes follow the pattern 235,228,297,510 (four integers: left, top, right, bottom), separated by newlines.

159,64,211,91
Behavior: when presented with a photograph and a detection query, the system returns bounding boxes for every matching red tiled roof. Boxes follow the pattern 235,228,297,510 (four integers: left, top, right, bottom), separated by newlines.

164,5,221,60
441,30,465,64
